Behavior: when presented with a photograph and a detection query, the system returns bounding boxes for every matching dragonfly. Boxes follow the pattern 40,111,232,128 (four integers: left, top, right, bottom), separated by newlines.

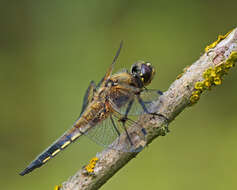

20,41,166,176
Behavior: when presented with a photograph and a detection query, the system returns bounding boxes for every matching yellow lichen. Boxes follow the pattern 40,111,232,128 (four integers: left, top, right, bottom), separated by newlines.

203,67,212,79
229,51,237,61
210,70,217,77
205,29,233,52
54,185,62,190
204,79,212,89
214,64,224,73
192,89,202,96
225,57,235,68
214,76,222,85
85,157,99,174
190,51,237,105
190,94,200,104
194,82,204,91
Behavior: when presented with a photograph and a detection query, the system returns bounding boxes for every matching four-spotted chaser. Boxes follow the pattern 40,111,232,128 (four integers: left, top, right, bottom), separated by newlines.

20,42,166,176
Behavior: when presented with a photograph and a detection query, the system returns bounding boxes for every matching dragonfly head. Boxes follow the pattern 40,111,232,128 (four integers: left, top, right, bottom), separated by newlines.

131,61,155,87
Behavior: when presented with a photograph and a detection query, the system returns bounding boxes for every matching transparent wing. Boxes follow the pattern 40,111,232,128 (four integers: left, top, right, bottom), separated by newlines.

85,115,120,148
85,113,146,152
137,89,163,113
79,81,96,117
110,88,162,116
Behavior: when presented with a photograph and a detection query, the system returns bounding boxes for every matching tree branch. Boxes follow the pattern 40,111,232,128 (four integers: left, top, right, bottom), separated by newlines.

59,28,237,190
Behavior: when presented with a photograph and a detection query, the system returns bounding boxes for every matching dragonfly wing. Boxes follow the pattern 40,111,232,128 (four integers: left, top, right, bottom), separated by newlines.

85,114,121,148
85,113,146,152
79,81,96,117
110,88,163,116
111,114,147,152
99,41,123,88
136,89,163,114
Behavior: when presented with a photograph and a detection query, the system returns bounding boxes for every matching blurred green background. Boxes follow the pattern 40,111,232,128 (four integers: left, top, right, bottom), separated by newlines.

1,0,237,189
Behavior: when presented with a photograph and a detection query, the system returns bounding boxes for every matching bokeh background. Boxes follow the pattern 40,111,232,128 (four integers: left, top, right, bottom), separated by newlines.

1,0,237,189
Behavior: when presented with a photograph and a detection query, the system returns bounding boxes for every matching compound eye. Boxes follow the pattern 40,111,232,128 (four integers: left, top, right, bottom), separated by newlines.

141,64,152,84
131,64,139,74
141,64,152,76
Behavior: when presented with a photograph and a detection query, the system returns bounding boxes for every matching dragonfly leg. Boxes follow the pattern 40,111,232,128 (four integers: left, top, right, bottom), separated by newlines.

121,119,133,146
118,100,136,146
110,115,120,136
125,100,134,116
137,96,169,122
127,99,147,135
157,90,163,95
118,99,133,123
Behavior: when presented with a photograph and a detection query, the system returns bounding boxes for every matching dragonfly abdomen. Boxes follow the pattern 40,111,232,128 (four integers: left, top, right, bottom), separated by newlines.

20,127,82,176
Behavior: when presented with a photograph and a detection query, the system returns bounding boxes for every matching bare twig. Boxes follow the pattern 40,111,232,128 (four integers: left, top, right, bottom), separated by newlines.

60,28,237,190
